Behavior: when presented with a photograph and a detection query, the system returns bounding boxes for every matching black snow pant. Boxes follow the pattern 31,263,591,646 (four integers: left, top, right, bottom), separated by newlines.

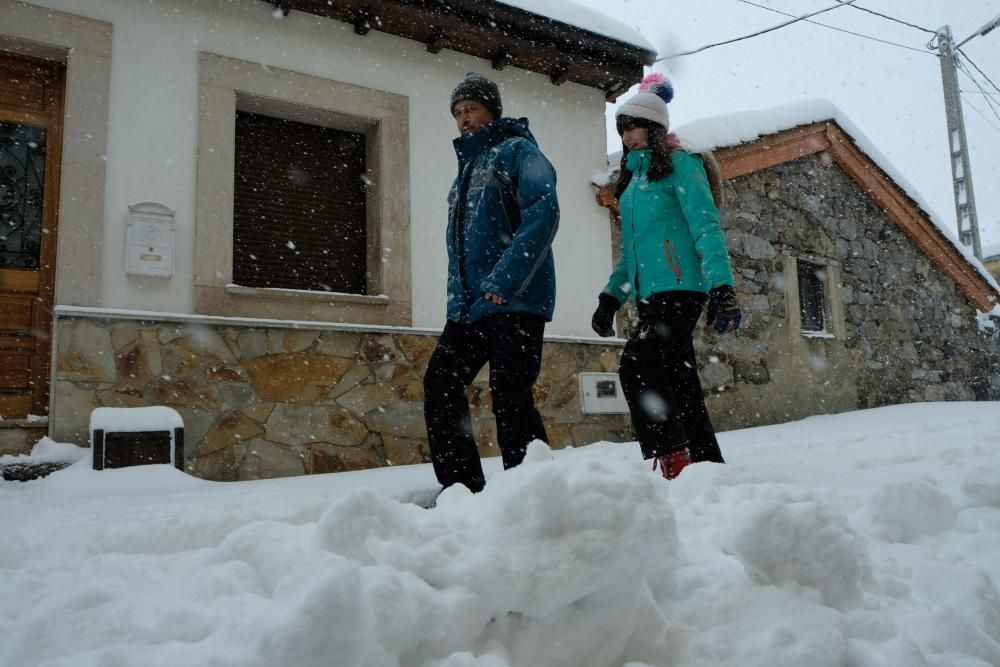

618,291,725,464
424,312,548,492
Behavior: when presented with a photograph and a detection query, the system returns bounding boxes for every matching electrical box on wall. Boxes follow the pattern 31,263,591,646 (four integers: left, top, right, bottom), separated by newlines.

579,372,629,414
125,201,175,278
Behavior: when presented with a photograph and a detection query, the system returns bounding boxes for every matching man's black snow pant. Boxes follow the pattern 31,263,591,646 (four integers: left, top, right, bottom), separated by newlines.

618,291,725,464
424,312,548,493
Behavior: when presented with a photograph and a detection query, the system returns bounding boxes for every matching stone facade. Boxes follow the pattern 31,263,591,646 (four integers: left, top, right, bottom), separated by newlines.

51,317,630,481
695,152,1000,428
984,254,1000,283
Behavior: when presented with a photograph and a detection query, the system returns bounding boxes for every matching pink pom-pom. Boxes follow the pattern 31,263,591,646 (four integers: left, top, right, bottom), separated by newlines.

639,72,667,92
638,72,674,104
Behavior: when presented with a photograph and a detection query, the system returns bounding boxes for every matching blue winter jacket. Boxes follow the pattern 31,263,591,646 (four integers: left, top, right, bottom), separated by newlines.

446,117,559,323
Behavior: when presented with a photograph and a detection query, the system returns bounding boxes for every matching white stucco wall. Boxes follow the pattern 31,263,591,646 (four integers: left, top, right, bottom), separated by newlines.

25,0,615,337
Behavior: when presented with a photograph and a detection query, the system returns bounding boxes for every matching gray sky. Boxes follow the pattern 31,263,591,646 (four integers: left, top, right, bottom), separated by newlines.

572,0,1000,256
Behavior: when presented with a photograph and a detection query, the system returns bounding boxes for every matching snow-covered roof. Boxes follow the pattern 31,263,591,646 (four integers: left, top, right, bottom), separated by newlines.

594,99,1000,305
673,99,1000,299
497,0,654,52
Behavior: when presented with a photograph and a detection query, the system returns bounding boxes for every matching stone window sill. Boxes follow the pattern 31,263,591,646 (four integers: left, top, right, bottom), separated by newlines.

802,330,835,339
224,284,389,306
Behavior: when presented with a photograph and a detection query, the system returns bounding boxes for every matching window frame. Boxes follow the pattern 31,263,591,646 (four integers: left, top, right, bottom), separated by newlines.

231,109,371,295
194,53,411,326
797,259,828,334
783,255,845,340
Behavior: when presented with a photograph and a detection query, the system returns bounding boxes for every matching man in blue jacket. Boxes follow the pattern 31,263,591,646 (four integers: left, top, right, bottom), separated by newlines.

424,72,559,494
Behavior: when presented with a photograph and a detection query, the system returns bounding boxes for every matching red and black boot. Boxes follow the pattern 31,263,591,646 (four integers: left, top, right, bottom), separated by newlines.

653,448,692,480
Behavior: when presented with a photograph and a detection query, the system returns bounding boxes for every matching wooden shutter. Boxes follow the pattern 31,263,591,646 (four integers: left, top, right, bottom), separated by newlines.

233,111,367,293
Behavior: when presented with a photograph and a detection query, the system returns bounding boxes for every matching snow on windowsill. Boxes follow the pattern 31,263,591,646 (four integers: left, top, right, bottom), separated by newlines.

802,330,835,339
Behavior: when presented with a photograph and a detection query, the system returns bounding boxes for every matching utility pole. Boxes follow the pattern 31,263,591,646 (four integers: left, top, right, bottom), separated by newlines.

935,25,982,260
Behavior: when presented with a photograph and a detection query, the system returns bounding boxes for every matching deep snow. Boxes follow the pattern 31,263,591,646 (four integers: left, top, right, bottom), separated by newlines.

2,402,999,667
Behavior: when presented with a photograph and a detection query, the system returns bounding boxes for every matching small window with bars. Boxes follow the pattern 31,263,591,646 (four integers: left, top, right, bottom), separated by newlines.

233,111,368,294
797,260,827,333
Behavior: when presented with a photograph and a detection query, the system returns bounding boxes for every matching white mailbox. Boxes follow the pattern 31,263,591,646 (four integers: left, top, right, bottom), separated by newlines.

578,372,629,414
126,201,175,278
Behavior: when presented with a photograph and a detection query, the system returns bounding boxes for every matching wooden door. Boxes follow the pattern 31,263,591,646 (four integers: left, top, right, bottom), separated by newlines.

0,52,64,420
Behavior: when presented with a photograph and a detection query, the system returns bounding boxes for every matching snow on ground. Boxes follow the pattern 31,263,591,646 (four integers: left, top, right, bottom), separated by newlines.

2,402,999,667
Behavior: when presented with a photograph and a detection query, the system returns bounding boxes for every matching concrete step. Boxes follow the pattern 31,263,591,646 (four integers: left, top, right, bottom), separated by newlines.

0,418,49,457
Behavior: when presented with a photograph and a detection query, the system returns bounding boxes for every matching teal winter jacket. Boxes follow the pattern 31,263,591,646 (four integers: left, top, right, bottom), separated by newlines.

604,148,734,305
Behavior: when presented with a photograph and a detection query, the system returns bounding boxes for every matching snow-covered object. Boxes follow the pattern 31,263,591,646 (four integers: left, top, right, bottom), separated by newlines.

0,437,86,466
496,0,654,52
89,406,184,434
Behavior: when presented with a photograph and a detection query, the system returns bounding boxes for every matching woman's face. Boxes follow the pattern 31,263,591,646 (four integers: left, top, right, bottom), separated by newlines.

621,126,649,151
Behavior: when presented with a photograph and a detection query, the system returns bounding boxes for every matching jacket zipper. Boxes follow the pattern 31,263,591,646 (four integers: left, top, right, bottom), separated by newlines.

664,240,682,284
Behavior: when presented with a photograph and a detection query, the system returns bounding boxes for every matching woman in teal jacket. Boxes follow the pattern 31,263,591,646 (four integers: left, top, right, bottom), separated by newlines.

591,74,742,479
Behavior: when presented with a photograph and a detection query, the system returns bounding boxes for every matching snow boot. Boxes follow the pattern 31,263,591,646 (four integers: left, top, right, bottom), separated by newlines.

652,448,692,480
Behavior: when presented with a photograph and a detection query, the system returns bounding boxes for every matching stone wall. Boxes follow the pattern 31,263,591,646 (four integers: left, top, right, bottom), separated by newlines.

698,152,999,429
52,317,630,481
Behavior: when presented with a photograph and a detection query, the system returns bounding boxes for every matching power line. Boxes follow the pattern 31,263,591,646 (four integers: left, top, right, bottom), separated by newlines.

961,95,1000,135
957,48,1000,95
735,0,932,55
833,0,937,35
962,90,1000,97
657,0,860,61
956,59,1000,124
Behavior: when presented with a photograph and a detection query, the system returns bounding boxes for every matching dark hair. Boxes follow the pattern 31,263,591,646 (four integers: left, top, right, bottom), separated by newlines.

614,115,675,199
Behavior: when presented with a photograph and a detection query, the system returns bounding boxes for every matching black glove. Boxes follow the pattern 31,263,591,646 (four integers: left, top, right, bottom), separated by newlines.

706,285,741,334
591,293,620,337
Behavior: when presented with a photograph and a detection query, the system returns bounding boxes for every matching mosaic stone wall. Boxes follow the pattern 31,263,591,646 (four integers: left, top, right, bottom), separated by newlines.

51,317,631,481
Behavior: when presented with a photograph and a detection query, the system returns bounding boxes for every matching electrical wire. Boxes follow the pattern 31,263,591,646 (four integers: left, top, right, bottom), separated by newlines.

832,0,937,35
735,0,933,55
956,59,1000,125
956,48,1000,96
656,0,860,61
961,95,1000,135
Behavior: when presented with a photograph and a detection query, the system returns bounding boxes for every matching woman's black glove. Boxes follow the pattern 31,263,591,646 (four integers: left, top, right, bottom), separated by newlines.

591,293,620,337
706,285,741,334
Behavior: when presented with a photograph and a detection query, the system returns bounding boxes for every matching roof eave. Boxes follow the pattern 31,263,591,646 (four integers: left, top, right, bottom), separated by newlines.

267,0,655,100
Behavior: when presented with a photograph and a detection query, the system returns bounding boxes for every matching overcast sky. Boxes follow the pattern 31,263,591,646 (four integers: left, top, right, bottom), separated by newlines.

571,0,1000,256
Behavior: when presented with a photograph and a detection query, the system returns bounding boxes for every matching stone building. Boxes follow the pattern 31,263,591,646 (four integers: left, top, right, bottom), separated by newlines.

597,105,1000,430
0,0,650,476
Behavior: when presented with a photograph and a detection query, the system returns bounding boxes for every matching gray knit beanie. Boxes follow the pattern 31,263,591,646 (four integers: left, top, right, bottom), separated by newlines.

615,73,673,131
450,72,502,119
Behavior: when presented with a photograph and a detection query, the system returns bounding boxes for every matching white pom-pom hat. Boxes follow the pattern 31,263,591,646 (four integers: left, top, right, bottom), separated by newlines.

615,73,674,131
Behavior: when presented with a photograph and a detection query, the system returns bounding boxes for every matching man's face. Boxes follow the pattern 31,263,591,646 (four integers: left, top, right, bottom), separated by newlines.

453,100,495,136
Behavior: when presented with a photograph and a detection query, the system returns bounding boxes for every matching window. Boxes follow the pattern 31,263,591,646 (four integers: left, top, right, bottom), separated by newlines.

797,260,827,333
233,111,368,294
195,53,411,326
